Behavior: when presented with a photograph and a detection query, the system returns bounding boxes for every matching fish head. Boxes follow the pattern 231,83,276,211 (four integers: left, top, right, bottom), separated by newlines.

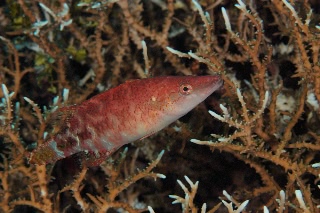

158,75,223,117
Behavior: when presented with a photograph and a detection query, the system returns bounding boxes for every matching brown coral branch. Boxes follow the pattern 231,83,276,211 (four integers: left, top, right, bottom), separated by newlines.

60,168,89,211
34,165,52,213
0,37,34,99
286,142,320,150
0,157,11,212
107,150,164,201
276,84,308,156
87,194,145,213
10,199,49,212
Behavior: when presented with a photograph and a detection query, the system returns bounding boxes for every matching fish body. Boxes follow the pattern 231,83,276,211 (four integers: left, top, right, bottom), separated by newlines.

28,75,223,166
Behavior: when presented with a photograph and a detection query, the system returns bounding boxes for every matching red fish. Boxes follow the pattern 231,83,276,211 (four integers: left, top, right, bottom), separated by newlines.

28,75,222,166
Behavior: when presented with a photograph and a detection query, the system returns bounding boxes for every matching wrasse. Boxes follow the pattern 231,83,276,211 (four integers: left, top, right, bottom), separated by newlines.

28,75,223,167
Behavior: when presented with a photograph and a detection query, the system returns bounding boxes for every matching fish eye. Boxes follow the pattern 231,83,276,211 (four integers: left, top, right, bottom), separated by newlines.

179,84,193,95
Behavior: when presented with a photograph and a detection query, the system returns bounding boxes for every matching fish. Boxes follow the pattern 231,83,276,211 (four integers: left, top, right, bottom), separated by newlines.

28,75,223,167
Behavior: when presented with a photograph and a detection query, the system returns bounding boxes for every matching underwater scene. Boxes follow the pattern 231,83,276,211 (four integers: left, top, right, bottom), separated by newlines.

0,0,320,212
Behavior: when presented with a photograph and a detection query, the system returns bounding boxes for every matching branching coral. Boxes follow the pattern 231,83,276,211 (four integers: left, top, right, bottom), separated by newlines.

183,0,319,212
1,0,320,212
168,0,320,211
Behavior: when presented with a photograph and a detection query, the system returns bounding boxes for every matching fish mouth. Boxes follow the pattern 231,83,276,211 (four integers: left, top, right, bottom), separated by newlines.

212,77,223,91
203,75,223,93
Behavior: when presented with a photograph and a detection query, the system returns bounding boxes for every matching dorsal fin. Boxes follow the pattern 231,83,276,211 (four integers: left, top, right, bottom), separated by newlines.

78,148,120,167
124,79,139,84
47,105,77,134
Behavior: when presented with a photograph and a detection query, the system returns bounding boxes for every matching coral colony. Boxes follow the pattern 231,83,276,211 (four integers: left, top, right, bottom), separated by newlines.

1,0,319,212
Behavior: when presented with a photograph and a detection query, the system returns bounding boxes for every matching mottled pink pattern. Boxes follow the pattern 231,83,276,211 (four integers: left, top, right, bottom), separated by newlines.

28,75,222,166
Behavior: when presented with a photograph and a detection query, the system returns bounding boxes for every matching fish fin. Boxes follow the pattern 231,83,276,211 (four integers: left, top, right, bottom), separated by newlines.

139,131,156,141
26,106,78,165
28,139,67,165
53,152,87,170
47,105,77,134
79,149,119,167
124,79,139,84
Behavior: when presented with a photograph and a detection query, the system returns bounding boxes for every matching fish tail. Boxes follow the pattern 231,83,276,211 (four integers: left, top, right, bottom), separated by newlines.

28,140,67,165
